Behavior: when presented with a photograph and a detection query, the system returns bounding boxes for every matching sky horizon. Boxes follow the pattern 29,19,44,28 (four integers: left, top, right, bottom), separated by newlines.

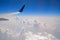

0,0,60,16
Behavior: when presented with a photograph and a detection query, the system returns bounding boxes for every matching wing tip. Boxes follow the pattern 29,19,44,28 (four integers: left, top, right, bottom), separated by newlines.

19,4,25,12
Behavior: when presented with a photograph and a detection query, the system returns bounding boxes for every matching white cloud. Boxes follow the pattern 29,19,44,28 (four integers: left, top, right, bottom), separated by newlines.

25,31,58,40
0,16,60,40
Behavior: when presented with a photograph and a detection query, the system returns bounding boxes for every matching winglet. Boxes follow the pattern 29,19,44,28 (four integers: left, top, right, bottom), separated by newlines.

19,4,25,12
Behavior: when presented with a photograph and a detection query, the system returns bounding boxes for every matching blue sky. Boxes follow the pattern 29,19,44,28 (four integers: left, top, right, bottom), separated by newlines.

0,0,60,16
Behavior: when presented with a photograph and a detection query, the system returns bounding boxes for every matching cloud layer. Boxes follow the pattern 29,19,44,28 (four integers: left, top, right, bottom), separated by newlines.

0,16,60,40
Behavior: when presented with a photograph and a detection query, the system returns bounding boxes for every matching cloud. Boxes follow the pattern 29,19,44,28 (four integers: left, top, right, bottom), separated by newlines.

0,18,9,21
0,16,60,40
25,31,58,40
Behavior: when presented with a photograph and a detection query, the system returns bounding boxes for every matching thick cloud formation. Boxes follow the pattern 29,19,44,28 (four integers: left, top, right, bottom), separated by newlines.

25,31,58,40
0,16,60,40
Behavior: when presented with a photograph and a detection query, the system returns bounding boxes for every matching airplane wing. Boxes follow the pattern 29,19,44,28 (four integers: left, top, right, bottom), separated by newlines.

19,4,25,12
0,4,25,21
